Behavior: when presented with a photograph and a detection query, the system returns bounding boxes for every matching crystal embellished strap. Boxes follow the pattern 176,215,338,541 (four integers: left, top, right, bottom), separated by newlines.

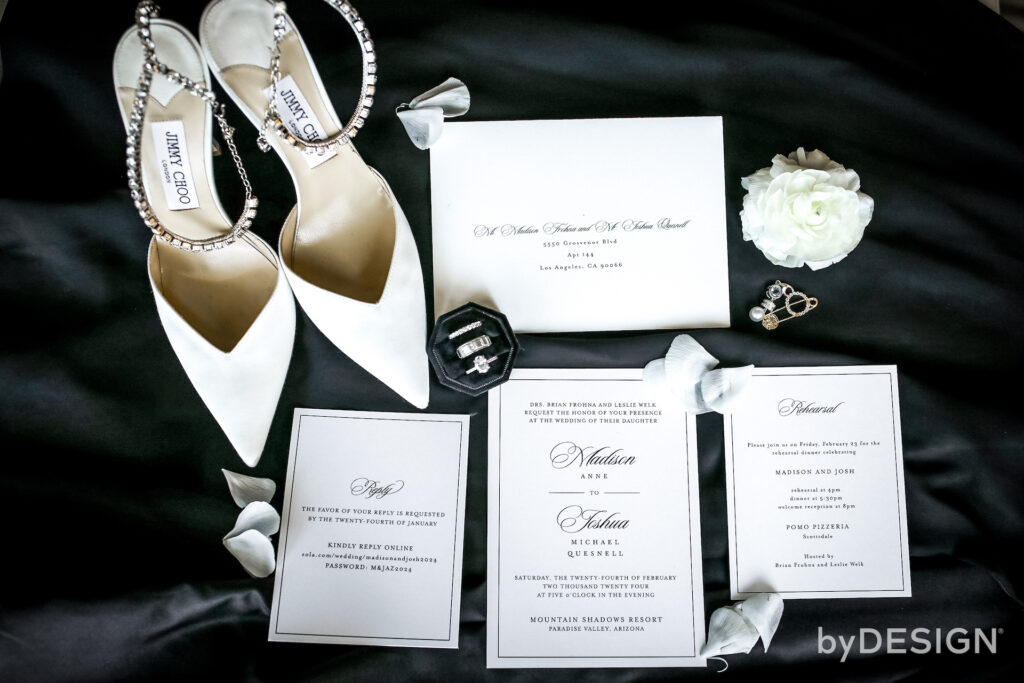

126,1,258,252
257,0,377,155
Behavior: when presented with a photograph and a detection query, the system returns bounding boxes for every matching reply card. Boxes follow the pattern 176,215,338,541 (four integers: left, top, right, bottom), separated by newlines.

724,367,911,599
268,409,470,647
431,117,730,333
487,369,706,668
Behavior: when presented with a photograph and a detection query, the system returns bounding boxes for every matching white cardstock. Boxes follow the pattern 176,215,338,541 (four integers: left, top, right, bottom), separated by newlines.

487,369,706,668
430,117,730,333
268,409,471,647
724,366,912,600
149,120,201,211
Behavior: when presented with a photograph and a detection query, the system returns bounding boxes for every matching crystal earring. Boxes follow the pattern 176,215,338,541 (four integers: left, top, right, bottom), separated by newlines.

749,280,818,330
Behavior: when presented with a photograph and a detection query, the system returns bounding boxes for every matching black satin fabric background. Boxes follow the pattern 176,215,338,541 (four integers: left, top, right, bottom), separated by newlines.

1,1,1023,681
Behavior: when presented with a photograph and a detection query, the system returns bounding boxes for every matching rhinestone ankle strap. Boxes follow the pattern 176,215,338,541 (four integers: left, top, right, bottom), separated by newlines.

257,0,377,155
126,1,258,252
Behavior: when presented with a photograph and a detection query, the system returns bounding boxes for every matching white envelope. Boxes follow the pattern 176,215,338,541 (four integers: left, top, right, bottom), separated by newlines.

430,117,730,333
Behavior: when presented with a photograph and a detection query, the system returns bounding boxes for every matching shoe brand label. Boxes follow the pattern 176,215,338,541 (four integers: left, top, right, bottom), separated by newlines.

264,74,337,169
150,120,202,211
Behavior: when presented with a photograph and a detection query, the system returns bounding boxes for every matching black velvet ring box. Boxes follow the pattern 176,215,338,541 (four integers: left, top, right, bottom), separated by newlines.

428,302,520,396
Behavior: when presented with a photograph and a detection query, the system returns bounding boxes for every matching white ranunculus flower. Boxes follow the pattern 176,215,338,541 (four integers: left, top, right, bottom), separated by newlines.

740,147,874,269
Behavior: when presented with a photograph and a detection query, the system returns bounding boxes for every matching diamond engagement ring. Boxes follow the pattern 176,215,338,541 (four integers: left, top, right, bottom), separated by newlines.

466,355,499,375
456,334,491,358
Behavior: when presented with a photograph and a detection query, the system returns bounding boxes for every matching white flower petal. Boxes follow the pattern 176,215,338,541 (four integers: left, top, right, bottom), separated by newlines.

700,605,761,658
642,357,668,392
740,167,772,191
223,529,276,578
665,335,720,413
664,334,718,388
805,253,848,270
643,356,706,412
700,365,754,413
222,469,276,508
223,502,281,578
409,77,471,117
858,192,875,223
397,106,445,150
226,501,280,540
826,166,861,191
678,387,709,414
770,154,799,176
735,593,785,651
798,147,833,170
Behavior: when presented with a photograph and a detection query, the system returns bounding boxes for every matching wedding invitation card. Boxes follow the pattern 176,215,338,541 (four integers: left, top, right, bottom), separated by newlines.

724,367,911,599
431,117,730,333
487,369,706,668
268,409,470,647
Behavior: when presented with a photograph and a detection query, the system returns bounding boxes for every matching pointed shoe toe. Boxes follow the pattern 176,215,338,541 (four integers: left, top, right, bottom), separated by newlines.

277,196,430,409
149,237,296,466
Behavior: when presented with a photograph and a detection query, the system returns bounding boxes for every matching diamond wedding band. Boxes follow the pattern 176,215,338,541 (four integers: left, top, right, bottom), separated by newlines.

456,334,491,358
448,320,482,340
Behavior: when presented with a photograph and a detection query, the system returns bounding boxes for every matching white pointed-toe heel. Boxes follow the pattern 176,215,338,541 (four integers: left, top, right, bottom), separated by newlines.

199,0,430,409
114,1,295,465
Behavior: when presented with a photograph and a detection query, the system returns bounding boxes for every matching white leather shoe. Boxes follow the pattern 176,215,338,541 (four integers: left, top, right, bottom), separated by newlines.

200,0,430,409
114,3,295,466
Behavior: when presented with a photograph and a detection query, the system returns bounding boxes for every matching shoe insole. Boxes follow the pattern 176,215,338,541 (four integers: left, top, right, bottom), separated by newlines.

218,31,396,305
117,85,278,352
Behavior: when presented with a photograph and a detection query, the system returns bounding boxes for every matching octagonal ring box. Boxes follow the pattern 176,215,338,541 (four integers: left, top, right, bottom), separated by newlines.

428,302,520,396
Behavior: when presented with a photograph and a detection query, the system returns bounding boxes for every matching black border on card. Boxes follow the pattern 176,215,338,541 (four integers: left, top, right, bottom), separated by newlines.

730,371,907,595
274,414,465,642
495,378,700,662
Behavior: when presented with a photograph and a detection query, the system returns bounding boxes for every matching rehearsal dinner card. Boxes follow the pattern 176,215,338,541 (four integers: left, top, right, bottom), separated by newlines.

487,369,706,668
268,409,470,647
431,117,730,333
724,366,911,600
